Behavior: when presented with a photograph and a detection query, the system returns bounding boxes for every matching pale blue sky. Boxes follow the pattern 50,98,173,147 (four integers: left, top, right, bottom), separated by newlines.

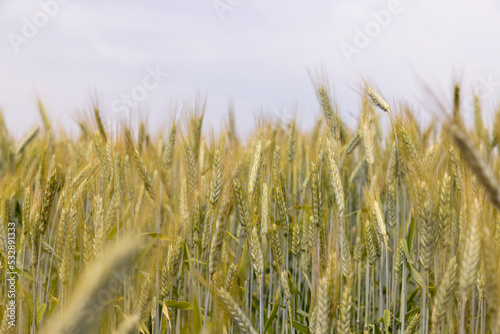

1,0,500,138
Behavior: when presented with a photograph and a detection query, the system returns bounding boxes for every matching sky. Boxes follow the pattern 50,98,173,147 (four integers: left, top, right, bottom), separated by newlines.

1,0,500,139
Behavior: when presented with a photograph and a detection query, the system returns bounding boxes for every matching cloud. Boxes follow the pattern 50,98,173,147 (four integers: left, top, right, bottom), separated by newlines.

0,0,500,138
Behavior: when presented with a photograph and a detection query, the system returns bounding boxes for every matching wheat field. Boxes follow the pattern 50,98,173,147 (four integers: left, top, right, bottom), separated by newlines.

0,83,499,334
